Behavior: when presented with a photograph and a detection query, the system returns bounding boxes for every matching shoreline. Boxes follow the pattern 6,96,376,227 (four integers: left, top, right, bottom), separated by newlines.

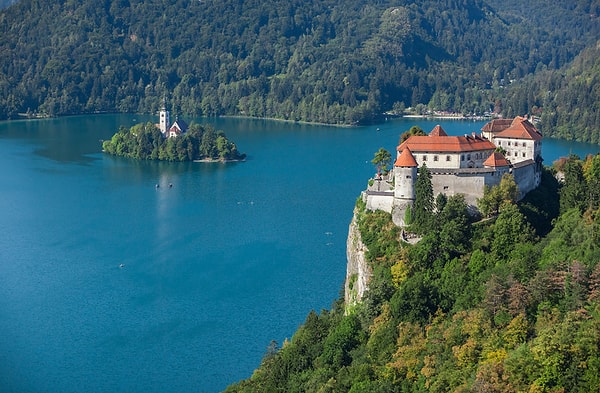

220,114,354,128
403,114,493,120
193,157,246,163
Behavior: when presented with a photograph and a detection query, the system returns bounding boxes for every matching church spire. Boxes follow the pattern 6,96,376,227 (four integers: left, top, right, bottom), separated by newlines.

159,97,170,134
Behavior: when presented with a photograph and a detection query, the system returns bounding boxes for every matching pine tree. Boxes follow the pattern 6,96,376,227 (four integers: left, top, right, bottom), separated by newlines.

412,164,434,233
559,155,588,213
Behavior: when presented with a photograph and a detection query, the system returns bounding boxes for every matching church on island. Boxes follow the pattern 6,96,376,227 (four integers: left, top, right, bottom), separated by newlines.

364,116,543,226
157,103,188,138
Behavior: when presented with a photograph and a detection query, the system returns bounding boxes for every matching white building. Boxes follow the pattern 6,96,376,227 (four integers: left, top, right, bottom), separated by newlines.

363,117,543,226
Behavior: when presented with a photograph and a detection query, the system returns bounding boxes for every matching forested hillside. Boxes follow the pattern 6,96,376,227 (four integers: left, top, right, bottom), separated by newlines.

0,0,598,131
226,154,600,392
500,41,600,144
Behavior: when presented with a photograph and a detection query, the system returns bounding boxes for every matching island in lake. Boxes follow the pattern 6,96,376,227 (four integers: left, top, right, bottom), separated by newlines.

102,104,245,162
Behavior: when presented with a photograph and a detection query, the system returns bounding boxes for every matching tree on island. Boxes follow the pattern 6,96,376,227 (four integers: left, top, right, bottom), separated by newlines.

102,122,245,162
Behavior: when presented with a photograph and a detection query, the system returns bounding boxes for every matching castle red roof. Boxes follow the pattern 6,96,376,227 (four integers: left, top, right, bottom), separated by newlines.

481,118,513,134
494,116,542,141
394,147,418,167
429,125,448,137
397,132,496,153
483,151,510,167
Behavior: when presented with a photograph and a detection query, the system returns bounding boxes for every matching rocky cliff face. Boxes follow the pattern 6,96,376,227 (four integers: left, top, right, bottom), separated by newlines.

344,208,372,308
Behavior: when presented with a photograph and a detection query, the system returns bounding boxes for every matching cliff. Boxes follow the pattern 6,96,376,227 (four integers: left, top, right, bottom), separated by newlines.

344,208,372,308
225,159,600,393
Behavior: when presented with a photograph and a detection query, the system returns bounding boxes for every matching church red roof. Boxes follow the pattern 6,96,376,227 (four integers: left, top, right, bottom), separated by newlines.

394,147,418,167
494,116,542,141
483,151,510,167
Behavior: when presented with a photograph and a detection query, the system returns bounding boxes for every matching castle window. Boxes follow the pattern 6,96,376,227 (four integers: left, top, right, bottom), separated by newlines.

434,155,439,161
446,155,451,161
443,186,449,190
508,141,511,146
406,175,412,179
467,154,471,160
461,155,464,161
422,155,427,161
522,142,526,147
523,152,526,157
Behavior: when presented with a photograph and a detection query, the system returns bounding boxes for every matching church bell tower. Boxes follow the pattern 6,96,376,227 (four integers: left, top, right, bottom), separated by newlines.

159,99,170,134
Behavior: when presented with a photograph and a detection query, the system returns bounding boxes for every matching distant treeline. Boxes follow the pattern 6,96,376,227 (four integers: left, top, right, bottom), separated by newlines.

102,122,245,162
0,0,599,140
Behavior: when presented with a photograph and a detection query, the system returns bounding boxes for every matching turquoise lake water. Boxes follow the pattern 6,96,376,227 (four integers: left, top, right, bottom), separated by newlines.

1,115,599,392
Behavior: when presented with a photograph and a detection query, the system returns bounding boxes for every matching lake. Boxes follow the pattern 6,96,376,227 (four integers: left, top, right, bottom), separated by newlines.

0,115,598,393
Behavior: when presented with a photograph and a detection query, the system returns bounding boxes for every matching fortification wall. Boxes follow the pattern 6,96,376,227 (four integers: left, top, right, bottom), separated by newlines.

364,192,394,213
512,163,538,198
431,172,488,205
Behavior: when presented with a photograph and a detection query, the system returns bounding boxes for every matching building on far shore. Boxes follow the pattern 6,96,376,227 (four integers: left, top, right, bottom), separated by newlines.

157,102,188,138
363,116,543,226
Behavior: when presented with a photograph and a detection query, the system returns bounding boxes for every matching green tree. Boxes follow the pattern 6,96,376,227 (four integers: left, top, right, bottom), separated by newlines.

400,125,426,143
559,155,588,213
319,314,363,369
371,147,392,175
412,164,434,233
478,174,519,217
491,203,536,261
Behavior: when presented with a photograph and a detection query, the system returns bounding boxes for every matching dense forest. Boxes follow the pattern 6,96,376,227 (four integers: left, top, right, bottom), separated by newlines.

500,42,600,144
225,153,600,392
1,0,599,141
102,122,245,161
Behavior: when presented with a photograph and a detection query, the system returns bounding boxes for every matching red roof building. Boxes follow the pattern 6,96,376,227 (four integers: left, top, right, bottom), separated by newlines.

396,125,496,169
483,151,510,167
394,147,418,167
492,116,542,164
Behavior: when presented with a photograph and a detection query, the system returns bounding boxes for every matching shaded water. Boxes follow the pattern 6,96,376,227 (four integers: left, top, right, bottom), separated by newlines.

0,115,598,392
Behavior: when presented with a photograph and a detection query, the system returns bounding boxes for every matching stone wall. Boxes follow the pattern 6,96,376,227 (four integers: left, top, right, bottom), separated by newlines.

431,171,488,205
364,191,394,213
512,161,539,198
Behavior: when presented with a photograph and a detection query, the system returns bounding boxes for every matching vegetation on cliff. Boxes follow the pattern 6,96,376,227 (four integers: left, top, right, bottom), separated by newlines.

102,122,245,162
1,0,599,140
225,154,600,392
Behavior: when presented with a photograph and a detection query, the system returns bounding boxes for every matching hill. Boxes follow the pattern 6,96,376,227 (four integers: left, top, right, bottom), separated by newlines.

0,0,599,131
225,155,600,392
499,41,600,144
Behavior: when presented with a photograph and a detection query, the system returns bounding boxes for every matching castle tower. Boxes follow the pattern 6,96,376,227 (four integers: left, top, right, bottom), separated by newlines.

393,147,418,226
394,147,418,200
159,99,170,134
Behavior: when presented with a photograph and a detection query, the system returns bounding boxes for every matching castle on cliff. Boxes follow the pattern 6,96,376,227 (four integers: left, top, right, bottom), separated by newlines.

364,116,543,226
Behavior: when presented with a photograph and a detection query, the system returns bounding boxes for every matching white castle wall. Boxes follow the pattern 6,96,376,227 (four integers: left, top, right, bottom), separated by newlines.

511,161,540,198
431,171,488,205
364,192,394,213
406,149,496,170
